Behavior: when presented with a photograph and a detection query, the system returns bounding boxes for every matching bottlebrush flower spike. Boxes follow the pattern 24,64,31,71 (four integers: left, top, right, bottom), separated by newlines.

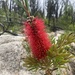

24,17,52,60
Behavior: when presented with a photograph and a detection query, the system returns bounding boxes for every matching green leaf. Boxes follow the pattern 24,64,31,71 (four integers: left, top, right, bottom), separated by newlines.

23,32,75,72
14,0,23,8
23,55,41,71
22,41,31,54
24,0,30,12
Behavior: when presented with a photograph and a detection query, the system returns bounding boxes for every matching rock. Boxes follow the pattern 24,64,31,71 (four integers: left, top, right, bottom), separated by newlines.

0,33,32,75
70,43,75,55
0,32,75,75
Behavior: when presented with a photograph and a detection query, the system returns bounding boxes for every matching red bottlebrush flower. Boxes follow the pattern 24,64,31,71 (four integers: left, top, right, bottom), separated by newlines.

24,17,52,60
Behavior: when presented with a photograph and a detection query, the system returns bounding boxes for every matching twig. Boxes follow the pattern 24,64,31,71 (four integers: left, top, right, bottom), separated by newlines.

21,0,30,17
51,67,58,71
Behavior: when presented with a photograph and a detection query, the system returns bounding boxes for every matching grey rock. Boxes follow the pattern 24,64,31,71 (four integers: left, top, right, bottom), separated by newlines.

0,32,75,75
0,34,32,75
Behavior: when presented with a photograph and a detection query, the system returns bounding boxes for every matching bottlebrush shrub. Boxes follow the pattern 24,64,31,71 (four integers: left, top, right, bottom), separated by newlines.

23,17,75,75
23,17,52,60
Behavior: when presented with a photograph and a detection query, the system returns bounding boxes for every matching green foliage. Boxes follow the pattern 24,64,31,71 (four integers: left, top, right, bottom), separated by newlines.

22,40,31,54
24,0,30,11
23,33,75,73
44,18,49,25
8,24,22,33
58,15,72,30
0,0,24,34
13,0,26,17
68,24,75,31
0,0,75,33
56,4,73,30
14,0,23,8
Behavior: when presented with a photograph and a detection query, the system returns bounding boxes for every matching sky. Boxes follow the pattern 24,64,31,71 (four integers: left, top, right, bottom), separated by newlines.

39,0,75,10
40,0,75,4
7,0,75,11
40,0,75,6
39,0,75,16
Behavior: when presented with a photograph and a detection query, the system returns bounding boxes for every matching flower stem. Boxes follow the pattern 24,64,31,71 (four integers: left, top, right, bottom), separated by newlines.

45,69,52,75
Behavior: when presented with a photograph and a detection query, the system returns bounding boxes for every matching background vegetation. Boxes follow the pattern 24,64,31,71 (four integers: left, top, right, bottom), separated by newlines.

0,0,75,33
